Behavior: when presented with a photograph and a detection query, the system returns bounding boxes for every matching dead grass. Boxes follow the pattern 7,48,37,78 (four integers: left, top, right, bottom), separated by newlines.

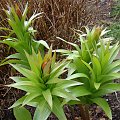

0,0,100,49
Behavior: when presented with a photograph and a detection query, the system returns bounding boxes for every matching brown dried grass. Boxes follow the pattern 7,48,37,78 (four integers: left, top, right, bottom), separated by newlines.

0,0,100,49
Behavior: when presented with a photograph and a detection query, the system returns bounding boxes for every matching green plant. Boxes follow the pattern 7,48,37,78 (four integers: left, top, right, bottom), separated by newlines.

7,47,84,120
107,22,120,41
110,0,120,20
107,0,120,42
0,3,49,66
57,26,120,120
1,2,120,120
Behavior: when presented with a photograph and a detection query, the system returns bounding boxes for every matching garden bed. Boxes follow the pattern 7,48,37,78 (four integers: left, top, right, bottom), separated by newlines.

0,0,120,120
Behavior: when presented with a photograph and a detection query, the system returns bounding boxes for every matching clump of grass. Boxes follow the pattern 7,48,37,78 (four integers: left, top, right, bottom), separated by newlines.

110,0,120,20
107,22,120,41
107,0,120,42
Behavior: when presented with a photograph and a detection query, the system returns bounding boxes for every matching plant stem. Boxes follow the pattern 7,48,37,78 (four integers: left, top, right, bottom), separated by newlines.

78,104,90,120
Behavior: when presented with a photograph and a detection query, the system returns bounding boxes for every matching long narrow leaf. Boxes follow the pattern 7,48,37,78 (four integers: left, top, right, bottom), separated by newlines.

91,98,112,119
33,98,51,120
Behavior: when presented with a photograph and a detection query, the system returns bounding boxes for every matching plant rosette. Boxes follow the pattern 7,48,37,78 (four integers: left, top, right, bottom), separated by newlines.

56,27,120,120
7,47,84,120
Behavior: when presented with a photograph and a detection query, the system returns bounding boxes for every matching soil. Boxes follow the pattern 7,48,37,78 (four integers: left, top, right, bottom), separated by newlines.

0,0,120,120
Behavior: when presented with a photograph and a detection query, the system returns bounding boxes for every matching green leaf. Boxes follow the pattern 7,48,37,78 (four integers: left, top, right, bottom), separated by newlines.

9,96,26,109
42,89,53,109
66,73,89,80
55,80,82,89
13,106,32,120
43,60,51,76
109,42,119,63
50,61,68,79
37,51,43,66
33,98,51,120
0,27,12,31
82,60,95,79
22,92,42,106
51,69,67,79
7,53,21,59
70,86,91,97
7,81,36,86
10,77,29,82
27,13,43,28
100,83,120,91
47,78,64,84
56,37,81,53
92,89,113,97
94,82,101,90
0,59,21,67
67,63,76,76
52,97,67,120
101,73,120,83
73,58,89,74
101,52,110,70
54,49,71,54
22,2,28,21
103,60,120,74
51,51,56,69
92,56,101,76
35,40,49,49
7,82,43,93
81,60,96,88
10,64,39,83
24,50,40,76
50,60,66,73
52,89,78,101
91,98,112,119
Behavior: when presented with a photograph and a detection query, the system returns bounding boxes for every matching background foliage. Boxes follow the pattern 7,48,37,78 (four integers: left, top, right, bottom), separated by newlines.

107,0,120,42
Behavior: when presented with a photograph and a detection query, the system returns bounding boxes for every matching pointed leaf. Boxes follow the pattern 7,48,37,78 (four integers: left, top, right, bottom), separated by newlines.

52,97,67,120
70,86,91,97
9,96,26,109
57,37,81,53
10,77,29,82
94,82,101,90
100,83,120,91
22,92,42,106
55,80,82,89
52,89,78,101
47,78,64,84
66,73,89,80
33,98,51,120
10,64,39,82
42,89,53,109
92,56,101,76
91,98,112,120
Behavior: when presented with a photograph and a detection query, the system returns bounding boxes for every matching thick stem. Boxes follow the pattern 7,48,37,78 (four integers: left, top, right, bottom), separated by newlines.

79,104,90,120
